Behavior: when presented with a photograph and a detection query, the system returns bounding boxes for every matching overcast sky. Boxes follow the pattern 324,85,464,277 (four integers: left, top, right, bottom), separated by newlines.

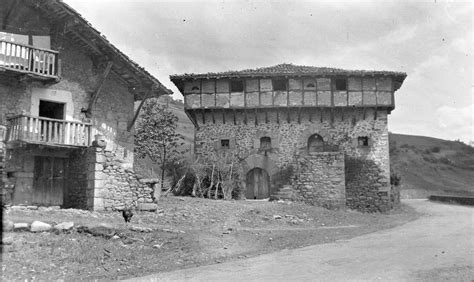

65,0,472,143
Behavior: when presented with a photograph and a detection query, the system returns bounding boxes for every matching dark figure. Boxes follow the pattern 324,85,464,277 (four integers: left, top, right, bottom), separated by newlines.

122,208,133,223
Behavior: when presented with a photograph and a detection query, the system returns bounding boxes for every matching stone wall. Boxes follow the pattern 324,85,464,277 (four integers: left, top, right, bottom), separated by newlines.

64,149,88,209
294,152,345,209
193,107,392,211
345,158,390,212
86,147,158,211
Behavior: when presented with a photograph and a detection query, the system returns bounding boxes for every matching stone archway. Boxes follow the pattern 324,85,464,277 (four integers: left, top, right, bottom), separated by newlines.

240,153,279,199
246,168,270,199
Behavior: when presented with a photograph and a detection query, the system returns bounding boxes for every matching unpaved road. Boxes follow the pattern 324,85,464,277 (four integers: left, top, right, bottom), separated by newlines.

128,200,473,281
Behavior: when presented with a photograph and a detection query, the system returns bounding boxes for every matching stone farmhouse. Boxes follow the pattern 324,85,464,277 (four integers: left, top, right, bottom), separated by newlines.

0,0,171,210
171,64,406,212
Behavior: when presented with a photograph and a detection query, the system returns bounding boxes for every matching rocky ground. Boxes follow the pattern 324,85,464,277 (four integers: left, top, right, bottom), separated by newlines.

2,196,419,280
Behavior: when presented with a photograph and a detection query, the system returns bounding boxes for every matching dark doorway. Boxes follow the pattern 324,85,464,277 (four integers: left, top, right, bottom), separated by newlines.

246,168,270,199
33,156,67,206
39,100,65,120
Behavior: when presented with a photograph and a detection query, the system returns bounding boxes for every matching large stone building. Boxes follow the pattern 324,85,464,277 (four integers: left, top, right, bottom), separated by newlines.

0,0,171,210
171,64,406,212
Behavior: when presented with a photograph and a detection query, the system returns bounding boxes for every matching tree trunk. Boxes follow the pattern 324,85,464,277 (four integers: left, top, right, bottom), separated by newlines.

160,145,167,191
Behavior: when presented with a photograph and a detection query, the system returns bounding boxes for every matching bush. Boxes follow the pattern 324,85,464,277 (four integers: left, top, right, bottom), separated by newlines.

431,146,441,153
390,168,402,186
172,172,195,196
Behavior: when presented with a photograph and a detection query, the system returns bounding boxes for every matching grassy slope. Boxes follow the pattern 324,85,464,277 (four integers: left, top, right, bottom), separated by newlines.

139,98,474,198
390,133,474,198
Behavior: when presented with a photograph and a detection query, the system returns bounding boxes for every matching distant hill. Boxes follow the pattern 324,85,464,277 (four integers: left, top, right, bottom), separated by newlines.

390,133,474,198
141,98,474,198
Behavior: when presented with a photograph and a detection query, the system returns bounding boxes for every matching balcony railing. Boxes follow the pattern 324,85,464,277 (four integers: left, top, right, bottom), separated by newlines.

6,115,92,147
0,40,60,79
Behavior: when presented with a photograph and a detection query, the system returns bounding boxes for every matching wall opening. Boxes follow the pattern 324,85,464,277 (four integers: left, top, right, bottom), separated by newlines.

358,136,369,147
335,78,347,91
260,136,271,149
272,79,287,91
230,80,244,92
221,139,230,149
308,134,324,153
39,100,65,120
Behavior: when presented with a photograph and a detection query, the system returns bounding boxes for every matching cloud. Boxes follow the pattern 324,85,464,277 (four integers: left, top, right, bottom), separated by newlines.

436,103,474,142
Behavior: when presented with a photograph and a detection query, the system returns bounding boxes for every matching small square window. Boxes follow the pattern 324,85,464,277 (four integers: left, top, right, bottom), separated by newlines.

358,136,369,147
335,78,347,91
260,136,271,149
230,80,244,92
221,139,230,149
272,79,287,91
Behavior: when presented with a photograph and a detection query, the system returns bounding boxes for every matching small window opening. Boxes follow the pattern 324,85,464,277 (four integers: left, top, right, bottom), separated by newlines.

306,83,316,88
335,78,347,91
230,80,244,92
191,86,200,91
358,136,369,147
221,139,230,149
39,100,65,120
308,134,324,153
272,79,287,91
260,136,271,149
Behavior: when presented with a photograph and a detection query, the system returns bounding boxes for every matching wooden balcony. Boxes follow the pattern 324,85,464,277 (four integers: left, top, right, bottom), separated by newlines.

0,40,60,81
6,115,92,147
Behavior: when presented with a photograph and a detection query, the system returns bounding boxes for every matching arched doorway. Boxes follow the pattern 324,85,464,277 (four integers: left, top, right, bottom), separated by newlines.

246,168,270,199
308,134,324,153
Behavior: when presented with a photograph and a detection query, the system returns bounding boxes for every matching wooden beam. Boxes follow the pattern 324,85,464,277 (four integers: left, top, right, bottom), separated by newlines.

127,88,152,131
86,61,113,117
67,30,102,55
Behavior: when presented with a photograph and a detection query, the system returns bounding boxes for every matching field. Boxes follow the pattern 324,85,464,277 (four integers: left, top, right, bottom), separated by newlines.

2,197,418,280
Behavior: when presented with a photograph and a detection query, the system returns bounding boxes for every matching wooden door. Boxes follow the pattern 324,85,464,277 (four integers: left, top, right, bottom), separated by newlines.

33,156,66,206
246,168,270,199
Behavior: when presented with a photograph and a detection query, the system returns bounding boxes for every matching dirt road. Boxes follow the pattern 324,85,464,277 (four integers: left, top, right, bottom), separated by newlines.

128,200,473,281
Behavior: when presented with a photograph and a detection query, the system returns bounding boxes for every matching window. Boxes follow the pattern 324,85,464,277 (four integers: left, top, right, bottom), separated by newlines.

308,134,324,153
230,80,244,92
306,82,316,88
221,139,230,149
335,78,347,91
272,79,287,91
39,100,65,120
358,136,369,147
260,136,271,149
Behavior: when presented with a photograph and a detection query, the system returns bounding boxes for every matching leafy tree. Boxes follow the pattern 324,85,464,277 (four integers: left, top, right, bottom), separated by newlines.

135,98,184,190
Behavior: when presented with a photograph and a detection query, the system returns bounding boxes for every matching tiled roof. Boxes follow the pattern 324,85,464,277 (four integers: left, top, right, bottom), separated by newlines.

170,63,407,80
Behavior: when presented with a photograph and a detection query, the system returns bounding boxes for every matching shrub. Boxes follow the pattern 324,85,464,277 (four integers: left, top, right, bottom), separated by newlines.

390,168,402,186
431,146,441,153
